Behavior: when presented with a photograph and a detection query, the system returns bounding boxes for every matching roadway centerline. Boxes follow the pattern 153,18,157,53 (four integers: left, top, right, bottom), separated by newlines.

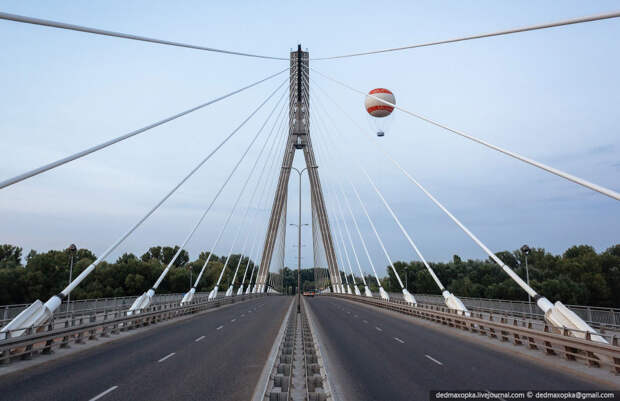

216,325,224,330
394,337,405,344
88,386,118,401
158,353,175,363
195,336,205,342
425,354,443,366
375,326,383,332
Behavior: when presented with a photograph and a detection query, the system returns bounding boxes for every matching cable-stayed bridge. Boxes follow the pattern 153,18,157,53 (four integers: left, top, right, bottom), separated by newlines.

0,9,619,401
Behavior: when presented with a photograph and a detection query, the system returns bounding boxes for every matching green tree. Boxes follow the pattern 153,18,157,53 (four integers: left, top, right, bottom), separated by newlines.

0,244,23,268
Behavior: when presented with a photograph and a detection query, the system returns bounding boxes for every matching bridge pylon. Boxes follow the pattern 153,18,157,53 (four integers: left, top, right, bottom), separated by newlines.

255,45,342,292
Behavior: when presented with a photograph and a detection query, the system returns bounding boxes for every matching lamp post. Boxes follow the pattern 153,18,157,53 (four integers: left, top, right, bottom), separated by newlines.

67,244,77,311
188,264,192,290
291,167,308,313
405,267,408,291
521,245,532,314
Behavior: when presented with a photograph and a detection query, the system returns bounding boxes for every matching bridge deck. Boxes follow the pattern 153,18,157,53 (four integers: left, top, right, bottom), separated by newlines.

0,296,289,401
307,296,608,401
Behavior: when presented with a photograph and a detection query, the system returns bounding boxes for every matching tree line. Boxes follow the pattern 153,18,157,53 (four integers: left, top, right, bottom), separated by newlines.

0,244,256,305
0,243,618,307
382,244,620,307
279,244,619,308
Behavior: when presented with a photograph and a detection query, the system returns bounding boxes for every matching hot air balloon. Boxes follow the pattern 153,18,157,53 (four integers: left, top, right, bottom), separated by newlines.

365,88,395,137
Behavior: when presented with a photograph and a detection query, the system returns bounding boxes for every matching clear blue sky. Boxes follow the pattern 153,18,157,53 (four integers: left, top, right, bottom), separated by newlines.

1,1,618,278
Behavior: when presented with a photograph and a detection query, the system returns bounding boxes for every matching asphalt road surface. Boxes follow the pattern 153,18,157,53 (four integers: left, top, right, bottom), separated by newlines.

307,296,605,401
0,296,291,401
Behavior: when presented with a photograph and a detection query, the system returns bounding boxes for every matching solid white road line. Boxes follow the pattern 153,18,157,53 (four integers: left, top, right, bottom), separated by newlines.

394,337,405,344
425,354,443,365
195,336,205,342
375,326,383,332
158,352,175,363
88,386,118,401
216,325,224,330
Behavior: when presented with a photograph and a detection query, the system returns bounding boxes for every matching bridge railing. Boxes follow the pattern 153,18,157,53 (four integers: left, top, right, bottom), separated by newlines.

388,292,620,329
0,293,271,365
330,293,620,374
0,292,211,328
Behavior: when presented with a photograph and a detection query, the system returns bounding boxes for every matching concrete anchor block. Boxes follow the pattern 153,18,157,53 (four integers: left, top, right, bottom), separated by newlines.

277,363,291,375
307,375,323,391
274,374,289,391
308,392,328,401
307,363,321,374
269,391,288,401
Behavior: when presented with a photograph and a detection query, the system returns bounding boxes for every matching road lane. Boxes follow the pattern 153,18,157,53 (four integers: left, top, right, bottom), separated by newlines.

0,296,290,401
307,296,602,401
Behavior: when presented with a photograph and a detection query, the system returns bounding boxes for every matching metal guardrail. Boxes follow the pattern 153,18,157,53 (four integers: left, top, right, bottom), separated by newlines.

328,294,620,374
5,292,617,330
0,293,270,366
389,293,620,330
0,292,211,326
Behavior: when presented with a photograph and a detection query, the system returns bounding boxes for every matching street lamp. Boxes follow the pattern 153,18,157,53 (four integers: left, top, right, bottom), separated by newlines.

291,166,308,313
67,244,77,311
521,244,532,314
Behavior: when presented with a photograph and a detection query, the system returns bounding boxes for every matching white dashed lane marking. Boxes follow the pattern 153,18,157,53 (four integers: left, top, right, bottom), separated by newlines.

158,353,175,363
195,336,205,342
375,326,383,332
88,386,118,401
425,354,443,365
216,325,224,330
394,337,405,344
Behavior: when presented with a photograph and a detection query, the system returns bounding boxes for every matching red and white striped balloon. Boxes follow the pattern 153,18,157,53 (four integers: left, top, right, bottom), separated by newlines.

364,88,395,118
